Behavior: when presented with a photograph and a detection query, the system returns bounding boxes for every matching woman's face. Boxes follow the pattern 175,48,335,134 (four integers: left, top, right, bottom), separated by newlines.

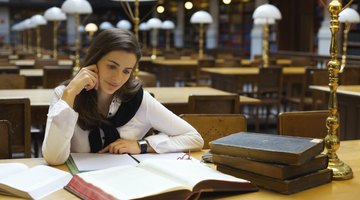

96,50,137,95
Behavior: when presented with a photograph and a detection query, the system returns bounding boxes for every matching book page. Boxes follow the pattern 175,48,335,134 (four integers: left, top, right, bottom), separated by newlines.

0,163,28,179
139,159,250,190
77,165,189,199
0,165,72,199
131,152,198,162
70,153,139,172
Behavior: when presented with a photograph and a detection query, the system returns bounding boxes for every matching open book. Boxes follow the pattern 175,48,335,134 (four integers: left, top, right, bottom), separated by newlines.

0,163,72,199
65,159,258,200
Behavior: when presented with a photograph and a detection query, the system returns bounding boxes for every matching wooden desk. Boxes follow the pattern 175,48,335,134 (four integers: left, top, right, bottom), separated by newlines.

13,59,73,69
1,140,359,200
310,85,360,140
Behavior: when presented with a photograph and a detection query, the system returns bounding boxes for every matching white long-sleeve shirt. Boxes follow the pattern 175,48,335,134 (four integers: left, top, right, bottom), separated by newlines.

42,86,204,165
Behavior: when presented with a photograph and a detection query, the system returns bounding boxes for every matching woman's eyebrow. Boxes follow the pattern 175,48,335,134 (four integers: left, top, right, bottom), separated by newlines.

108,59,120,67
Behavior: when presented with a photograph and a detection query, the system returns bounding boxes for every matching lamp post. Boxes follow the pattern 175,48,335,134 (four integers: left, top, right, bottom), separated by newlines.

116,19,132,30
99,21,114,31
190,10,213,60
44,7,67,60
325,0,354,180
161,20,175,51
61,0,93,74
147,18,162,60
252,4,282,68
85,23,98,41
31,15,47,58
139,22,149,49
339,7,360,72
23,19,36,54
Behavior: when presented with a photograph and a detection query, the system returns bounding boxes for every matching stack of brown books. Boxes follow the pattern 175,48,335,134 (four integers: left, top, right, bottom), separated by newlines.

209,132,332,194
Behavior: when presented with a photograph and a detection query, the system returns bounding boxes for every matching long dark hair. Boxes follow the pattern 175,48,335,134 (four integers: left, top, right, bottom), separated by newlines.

73,29,142,130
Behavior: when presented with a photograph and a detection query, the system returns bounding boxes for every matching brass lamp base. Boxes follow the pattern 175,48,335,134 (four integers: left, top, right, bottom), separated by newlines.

73,65,80,76
328,154,353,180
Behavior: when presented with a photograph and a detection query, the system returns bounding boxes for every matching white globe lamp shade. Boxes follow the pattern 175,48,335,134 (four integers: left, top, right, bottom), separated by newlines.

339,8,360,23
99,21,114,30
147,18,162,29
31,15,47,26
253,4,282,20
190,10,213,24
24,18,36,29
61,0,93,14
85,23,98,32
254,18,275,25
161,20,175,30
139,22,149,31
44,7,67,21
116,19,132,30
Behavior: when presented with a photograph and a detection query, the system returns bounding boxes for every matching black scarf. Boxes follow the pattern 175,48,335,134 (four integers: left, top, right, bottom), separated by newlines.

88,88,144,153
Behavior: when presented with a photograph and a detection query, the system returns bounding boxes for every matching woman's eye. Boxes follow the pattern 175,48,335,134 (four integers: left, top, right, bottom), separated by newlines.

123,69,131,74
107,64,117,69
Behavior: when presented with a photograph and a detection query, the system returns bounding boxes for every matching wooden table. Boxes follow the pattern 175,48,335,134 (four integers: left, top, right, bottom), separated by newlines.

1,140,359,200
309,85,360,140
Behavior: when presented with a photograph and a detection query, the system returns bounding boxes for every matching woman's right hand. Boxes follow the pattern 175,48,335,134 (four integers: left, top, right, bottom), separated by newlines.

61,64,99,107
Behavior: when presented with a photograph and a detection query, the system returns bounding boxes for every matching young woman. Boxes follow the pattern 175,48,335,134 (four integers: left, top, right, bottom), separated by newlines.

42,29,204,165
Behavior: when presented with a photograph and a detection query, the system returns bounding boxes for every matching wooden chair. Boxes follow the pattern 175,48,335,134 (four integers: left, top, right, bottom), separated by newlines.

43,66,73,88
0,66,20,74
0,120,13,159
0,74,26,89
285,67,328,111
278,110,329,139
340,66,360,85
138,71,157,87
0,98,31,158
34,58,58,69
180,114,247,148
188,94,239,114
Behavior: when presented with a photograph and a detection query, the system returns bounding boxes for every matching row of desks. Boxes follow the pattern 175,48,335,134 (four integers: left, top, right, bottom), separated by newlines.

0,87,261,127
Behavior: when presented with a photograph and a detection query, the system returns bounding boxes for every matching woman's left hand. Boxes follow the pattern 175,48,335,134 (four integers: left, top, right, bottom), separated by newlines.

98,139,140,154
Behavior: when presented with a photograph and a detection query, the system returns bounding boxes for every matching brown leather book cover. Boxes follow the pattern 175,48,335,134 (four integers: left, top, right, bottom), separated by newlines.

217,164,332,194
213,154,328,180
209,132,324,165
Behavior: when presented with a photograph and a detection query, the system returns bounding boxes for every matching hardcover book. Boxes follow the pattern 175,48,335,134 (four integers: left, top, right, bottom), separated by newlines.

217,164,332,194
212,154,328,180
65,159,258,200
209,132,324,165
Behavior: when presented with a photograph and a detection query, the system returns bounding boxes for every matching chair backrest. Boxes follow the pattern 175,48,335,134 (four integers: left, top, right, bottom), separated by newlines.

0,120,13,159
180,114,247,148
0,74,26,89
43,66,73,88
34,58,58,69
138,71,157,87
0,98,31,158
278,110,328,139
188,94,239,114
0,66,20,74
340,66,360,85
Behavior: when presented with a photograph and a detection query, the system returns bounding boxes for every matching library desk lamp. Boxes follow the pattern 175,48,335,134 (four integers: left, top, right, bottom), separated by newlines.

190,10,213,59
139,22,150,49
30,15,47,58
11,23,23,51
339,7,360,73
44,7,67,60
116,19,132,30
61,0,93,75
147,18,162,60
99,21,114,31
16,21,26,53
85,23,98,41
161,20,175,51
325,0,354,180
252,4,281,68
